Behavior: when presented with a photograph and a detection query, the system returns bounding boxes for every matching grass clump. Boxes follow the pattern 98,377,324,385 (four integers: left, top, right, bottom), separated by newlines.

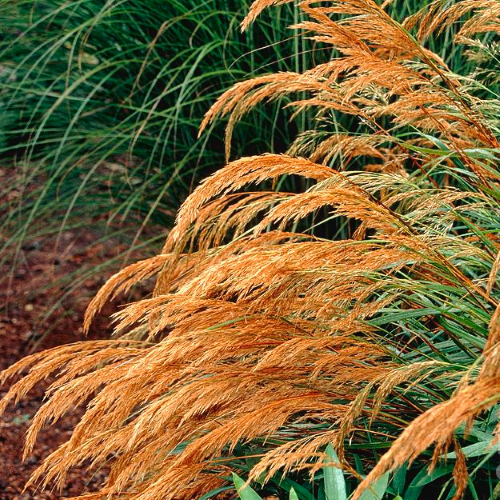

0,0,308,311
2,1,500,499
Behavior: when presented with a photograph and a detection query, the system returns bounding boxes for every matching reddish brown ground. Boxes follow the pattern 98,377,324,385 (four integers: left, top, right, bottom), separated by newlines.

0,230,152,499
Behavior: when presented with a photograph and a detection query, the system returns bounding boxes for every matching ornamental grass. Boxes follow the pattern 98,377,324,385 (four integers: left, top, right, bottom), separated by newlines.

3,1,500,499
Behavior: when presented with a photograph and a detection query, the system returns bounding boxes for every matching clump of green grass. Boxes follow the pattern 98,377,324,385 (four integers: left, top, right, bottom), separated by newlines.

0,0,314,318
2,1,500,500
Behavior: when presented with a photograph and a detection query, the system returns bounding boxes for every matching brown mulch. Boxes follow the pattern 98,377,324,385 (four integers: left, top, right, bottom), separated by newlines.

0,229,152,499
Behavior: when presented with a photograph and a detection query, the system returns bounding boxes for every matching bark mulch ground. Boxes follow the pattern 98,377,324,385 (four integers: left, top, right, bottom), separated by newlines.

0,229,147,499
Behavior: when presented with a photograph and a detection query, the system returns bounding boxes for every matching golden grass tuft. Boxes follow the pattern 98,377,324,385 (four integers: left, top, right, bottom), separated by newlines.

2,1,500,499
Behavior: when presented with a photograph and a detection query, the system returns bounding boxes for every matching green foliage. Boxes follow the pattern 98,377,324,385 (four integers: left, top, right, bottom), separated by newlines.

0,0,307,310
232,445,393,500
323,444,347,500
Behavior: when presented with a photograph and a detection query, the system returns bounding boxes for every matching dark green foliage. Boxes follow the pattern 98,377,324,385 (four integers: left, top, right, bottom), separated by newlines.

0,1,315,324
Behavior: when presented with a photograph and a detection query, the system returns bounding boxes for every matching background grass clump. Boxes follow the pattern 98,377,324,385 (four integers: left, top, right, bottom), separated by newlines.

0,0,314,320
3,1,500,500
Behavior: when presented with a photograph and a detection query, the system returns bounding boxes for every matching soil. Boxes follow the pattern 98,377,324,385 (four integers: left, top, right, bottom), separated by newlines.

0,229,152,499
